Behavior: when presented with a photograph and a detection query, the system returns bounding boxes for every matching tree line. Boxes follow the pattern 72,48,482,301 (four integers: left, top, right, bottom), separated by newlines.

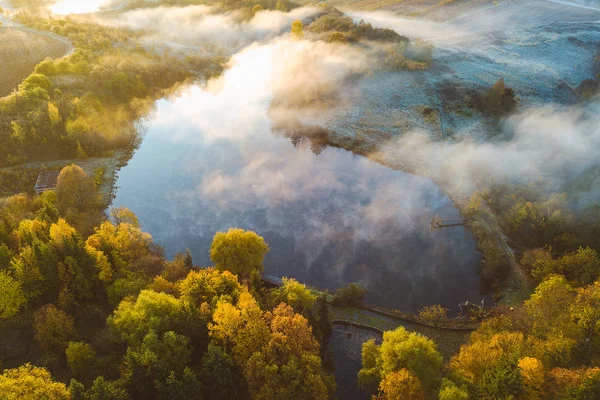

0,164,336,399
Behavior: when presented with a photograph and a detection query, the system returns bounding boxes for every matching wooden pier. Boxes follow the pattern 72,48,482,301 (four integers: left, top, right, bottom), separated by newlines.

431,214,465,230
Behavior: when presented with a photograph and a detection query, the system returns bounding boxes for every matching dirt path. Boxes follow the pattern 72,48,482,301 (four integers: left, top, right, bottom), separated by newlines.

476,202,534,304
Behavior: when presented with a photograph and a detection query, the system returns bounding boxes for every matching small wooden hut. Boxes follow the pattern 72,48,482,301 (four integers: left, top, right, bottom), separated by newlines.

34,170,61,194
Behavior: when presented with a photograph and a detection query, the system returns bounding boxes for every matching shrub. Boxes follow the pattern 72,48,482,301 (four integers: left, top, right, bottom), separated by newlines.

332,282,367,306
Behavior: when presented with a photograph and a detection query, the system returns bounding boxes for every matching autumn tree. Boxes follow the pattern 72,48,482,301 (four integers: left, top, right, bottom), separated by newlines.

86,217,153,282
33,304,78,353
111,207,140,227
375,369,425,400
210,291,270,365
163,250,193,282
418,304,449,326
179,268,242,309
0,364,70,399
522,247,600,287
0,270,26,319
571,281,600,361
252,4,263,14
291,20,304,39
275,0,288,11
358,326,443,396
210,228,269,280
446,276,600,398
55,164,100,214
243,303,335,400
518,357,544,399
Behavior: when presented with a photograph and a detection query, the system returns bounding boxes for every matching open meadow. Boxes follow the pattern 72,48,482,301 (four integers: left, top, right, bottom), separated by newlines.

0,27,70,96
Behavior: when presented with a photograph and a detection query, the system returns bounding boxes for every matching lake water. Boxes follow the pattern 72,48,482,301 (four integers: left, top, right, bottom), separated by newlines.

111,49,484,312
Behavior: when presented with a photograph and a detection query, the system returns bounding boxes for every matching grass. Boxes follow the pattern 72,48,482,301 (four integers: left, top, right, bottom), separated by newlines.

0,27,70,97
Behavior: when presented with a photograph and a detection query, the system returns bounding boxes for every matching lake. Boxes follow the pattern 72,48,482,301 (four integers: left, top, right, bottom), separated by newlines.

111,46,484,313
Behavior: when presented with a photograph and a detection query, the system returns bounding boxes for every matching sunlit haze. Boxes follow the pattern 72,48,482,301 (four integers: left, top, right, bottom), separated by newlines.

51,0,106,15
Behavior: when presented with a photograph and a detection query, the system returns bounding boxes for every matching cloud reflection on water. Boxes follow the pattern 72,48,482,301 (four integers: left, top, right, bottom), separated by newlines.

113,42,484,311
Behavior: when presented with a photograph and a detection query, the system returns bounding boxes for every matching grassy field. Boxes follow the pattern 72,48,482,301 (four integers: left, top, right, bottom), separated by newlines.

0,27,70,97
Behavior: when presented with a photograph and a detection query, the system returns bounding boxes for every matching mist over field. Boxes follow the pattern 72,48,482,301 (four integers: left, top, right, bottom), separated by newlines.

97,4,320,50
88,0,600,204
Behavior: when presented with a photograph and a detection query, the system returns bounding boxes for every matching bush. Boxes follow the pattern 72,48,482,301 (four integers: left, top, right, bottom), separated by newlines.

479,78,517,116
332,282,367,306
418,305,448,326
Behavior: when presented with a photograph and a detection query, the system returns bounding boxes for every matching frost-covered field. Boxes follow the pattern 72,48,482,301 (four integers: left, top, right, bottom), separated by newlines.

317,0,600,145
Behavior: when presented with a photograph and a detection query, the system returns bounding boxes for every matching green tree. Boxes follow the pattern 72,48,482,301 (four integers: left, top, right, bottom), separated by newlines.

483,78,517,116
199,344,248,400
0,271,26,319
122,330,192,399
210,228,269,280
475,359,523,400
89,376,129,400
358,339,381,394
156,368,203,400
438,379,469,400
66,341,96,380
278,277,316,314
108,290,185,346
317,294,332,341
0,364,70,399
69,379,86,400
332,282,367,306
184,248,193,270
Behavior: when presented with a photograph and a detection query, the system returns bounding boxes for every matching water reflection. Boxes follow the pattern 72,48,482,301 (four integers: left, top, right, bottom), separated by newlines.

112,45,483,312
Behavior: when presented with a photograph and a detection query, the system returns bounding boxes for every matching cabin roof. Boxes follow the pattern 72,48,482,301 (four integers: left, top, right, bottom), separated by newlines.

34,170,61,193
261,274,284,287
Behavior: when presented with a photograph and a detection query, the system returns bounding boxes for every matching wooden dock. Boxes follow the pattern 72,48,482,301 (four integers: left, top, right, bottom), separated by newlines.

431,214,465,230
